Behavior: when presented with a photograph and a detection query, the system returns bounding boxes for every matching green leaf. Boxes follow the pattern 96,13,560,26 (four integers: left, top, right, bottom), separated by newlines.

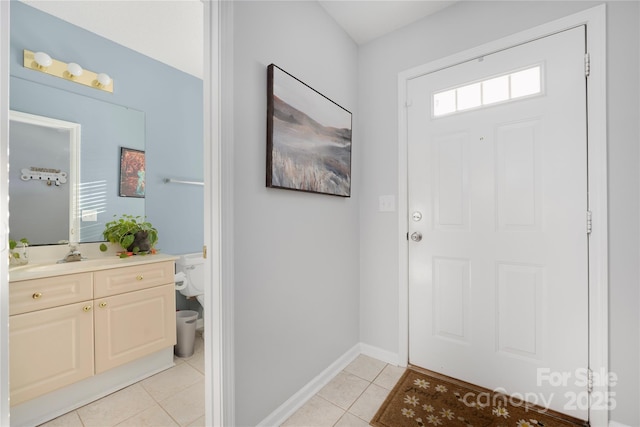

121,234,135,250
99,243,108,252
102,214,158,252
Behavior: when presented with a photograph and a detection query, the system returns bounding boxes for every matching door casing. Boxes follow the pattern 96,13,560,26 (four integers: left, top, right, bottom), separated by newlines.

0,2,227,426
397,5,608,426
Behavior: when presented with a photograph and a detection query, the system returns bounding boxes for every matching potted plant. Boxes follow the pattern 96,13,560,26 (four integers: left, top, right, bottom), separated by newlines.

9,237,29,266
101,214,158,256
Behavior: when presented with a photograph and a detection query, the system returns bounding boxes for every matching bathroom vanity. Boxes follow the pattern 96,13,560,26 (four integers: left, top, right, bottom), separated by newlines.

8,251,177,426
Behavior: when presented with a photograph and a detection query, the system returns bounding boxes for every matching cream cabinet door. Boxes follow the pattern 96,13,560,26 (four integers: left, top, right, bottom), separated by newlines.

10,301,94,406
94,283,176,374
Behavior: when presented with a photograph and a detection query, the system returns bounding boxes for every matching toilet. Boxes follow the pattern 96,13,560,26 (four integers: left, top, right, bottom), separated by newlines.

175,253,205,308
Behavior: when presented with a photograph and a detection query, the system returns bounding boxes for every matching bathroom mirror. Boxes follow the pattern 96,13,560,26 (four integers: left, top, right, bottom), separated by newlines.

8,111,80,246
9,80,145,245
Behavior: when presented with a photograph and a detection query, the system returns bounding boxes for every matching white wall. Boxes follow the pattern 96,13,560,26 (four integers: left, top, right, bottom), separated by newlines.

230,2,359,425
606,3,640,425
358,1,639,425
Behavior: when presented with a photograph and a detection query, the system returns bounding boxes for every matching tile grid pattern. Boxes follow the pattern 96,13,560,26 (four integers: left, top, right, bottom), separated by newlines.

39,332,206,427
38,343,400,427
281,355,406,427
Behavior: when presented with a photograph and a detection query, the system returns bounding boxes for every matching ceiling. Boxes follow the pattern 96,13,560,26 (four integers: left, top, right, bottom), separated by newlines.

318,1,456,45
21,0,205,78
20,0,457,80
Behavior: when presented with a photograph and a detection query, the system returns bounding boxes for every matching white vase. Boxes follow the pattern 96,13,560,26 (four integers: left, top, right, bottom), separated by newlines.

9,243,28,266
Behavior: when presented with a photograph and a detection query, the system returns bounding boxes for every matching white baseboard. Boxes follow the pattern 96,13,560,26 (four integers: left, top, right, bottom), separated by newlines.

359,343,404,367
257,342,634,427
256,344,361,427
256,343,399,427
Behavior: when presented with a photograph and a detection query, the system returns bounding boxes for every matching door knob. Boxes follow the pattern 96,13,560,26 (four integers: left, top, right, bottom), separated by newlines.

410,232,423,242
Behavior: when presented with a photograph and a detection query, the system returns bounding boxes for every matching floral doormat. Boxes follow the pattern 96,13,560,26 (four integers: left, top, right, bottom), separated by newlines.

371,368,589,427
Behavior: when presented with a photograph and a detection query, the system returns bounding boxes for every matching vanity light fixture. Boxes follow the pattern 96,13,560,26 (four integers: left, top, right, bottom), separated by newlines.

23,49,114,93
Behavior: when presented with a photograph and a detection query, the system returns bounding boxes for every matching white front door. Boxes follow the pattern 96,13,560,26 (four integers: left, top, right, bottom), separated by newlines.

407,26,589,420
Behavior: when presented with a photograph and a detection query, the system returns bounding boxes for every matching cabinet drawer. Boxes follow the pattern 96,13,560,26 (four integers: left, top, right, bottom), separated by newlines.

9,273,93,316
94,261,174,298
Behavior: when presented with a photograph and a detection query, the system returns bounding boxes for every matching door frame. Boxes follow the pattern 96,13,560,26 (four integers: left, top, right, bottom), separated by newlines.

0,1,9,425
203,1,221,425
204,0,234,426
397,5,608,426
0,1,229,425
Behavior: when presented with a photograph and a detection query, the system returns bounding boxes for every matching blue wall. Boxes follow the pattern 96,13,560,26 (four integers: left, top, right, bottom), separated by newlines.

10,1,204,256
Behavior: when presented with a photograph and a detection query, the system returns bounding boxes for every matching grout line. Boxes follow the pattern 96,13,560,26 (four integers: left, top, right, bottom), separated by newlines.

77,410,87,427
281,354,394,426
307,376,362,426
156,402,181,427
38,336,206,427
343,382,380,424
330,363,391,426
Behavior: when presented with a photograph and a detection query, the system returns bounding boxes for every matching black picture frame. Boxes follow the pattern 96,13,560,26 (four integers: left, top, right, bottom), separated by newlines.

119,147,145,198
267,64,352,197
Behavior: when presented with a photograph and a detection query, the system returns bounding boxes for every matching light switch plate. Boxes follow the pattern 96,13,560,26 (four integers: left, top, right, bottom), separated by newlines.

379,195,396,212
82,209,98,222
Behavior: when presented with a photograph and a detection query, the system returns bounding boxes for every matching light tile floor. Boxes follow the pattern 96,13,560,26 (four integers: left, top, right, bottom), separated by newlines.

38,338,403,427
281,355,406,427
39,331,206,427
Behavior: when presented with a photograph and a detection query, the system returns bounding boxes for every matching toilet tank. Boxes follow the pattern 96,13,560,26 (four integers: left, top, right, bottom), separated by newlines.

175,253,205,296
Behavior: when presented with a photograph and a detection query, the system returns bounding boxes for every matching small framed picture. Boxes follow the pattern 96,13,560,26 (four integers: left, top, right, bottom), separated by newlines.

119,147,145,198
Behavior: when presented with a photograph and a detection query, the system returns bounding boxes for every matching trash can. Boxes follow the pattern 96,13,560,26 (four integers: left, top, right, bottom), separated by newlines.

175,310,198,357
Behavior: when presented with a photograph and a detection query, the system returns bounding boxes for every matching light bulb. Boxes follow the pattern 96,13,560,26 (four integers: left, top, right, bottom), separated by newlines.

96,73,111,87
33,51,52,68
67,62,83,78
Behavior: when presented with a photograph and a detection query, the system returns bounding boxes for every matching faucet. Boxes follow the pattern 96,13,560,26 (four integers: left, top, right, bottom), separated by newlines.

59,244,83,263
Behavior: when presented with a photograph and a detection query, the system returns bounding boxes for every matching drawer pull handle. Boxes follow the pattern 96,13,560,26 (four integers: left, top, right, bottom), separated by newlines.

136,275,144,281
83,305,92,312
99,302,107,308
32,292,42,300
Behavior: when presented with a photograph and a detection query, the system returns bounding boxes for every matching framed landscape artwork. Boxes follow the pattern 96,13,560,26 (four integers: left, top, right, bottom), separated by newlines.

267,64,352,197
119,147,145,198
